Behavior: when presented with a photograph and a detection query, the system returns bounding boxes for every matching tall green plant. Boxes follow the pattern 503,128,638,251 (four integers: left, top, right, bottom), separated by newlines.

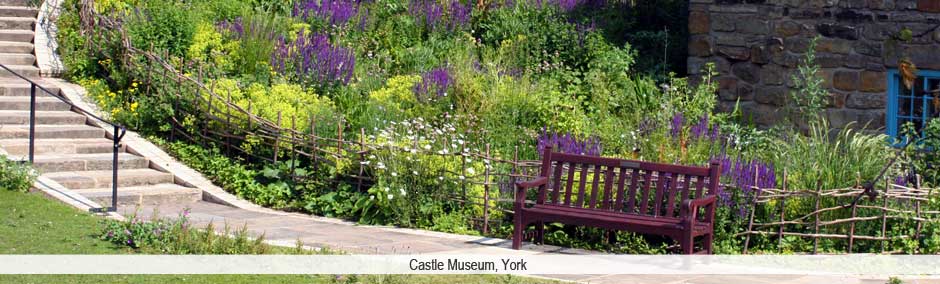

786,36,828,125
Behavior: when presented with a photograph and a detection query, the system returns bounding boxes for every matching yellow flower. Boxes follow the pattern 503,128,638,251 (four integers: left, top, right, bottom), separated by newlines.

130,102,139,112
131,82,139,88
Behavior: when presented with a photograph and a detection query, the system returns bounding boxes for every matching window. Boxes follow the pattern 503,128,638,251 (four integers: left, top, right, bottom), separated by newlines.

887,69,940,138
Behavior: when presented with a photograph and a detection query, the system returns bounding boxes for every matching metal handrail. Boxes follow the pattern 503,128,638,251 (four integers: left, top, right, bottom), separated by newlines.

0,64,126,213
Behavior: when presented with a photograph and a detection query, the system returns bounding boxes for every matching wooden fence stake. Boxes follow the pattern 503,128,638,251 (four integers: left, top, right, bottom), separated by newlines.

273,111,281,163
915,174,923,253
813,179,822,254
290,116,297,180
881,176,889,253
742,168,760,254
483,143,491,235
357,128,365,193
778,168,787,252
310,117,318,172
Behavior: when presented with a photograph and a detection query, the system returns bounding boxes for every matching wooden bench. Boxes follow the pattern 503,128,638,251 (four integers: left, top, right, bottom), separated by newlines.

512,146,721,254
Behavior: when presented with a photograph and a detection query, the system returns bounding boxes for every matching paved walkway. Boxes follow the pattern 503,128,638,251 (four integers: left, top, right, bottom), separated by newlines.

119,200,916,284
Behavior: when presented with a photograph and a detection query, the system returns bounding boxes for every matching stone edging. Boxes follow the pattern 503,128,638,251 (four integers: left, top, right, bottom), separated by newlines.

36,0,65,77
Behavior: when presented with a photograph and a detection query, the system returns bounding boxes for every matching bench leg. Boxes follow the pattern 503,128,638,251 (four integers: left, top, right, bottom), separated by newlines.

535,222,544,245
512,214,524,250
606,230,617,245
680,232,694,254
703,233,714,254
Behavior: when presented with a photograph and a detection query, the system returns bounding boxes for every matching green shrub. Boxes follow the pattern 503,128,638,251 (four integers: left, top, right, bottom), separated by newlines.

0,155,36,192
126,0,197,57
100,210,313,254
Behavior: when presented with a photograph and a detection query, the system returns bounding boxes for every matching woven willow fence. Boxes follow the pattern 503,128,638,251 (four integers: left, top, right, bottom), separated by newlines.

74,0,940,253
737,172,939,254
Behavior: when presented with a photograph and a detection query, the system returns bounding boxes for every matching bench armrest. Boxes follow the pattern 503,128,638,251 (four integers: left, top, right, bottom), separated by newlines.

515,177,548,205
681,195,718,224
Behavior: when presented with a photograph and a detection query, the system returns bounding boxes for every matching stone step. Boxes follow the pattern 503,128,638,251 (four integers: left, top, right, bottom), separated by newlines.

44,168,175,189
0,6,37,18
0,41,32,53
0,82,58,96
0,30,31,42
0,138,119,155
32,152,149,173
0,0,28,7
0,125,104,139
0,96,70,111
0,110,86,125
0,53,33,65
77,183,202,206
0,64,38,77
0,17,35,30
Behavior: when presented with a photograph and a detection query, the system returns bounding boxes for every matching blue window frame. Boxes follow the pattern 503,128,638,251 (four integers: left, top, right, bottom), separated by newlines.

886,69,940,138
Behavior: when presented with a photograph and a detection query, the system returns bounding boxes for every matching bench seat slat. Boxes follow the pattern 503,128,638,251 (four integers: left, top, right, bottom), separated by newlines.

525,205,712,234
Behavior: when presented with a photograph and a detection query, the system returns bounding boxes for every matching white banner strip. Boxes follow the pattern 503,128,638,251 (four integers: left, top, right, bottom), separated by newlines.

2,255,940,275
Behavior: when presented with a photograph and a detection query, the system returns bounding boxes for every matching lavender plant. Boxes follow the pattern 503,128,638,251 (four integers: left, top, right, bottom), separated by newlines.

412,67,451,102
537,128,602,156
293,0,360,27
272,31,356,88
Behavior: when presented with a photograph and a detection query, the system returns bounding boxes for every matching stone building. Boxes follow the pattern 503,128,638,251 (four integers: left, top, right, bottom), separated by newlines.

687,0,940,136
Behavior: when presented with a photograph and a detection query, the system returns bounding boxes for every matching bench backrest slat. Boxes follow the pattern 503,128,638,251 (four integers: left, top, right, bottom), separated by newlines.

563,163,577,206
588,164,602,209
677,174,693,217
623,168,640,213
576,165,589,207
601,167,615,209
551,162,564,204
664,174,680,217
613,167,630,211
639,170,653,215
536,146,718,219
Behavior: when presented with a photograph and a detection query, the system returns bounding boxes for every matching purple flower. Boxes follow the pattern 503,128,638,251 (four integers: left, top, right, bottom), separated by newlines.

413,67,451,101
537,128,602,156
294,0,360,26
709,123,721,141
126,239,134,246
447,1,472,31
690,115,709,140
670,113,685,139
106,231,114,238
409,0,443,29
272,31,356,87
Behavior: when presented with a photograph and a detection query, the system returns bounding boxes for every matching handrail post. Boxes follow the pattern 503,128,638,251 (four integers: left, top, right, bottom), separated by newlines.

111,125,120,212
28,83,36,163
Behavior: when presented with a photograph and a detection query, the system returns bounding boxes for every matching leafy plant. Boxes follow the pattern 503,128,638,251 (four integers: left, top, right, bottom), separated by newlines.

0,155,36,192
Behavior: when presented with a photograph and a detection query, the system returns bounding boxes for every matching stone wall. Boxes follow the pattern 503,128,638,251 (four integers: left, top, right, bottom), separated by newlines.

687,0,940,130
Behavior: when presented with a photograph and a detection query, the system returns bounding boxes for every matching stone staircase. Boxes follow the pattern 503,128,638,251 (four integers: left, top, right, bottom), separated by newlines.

0,0,201,207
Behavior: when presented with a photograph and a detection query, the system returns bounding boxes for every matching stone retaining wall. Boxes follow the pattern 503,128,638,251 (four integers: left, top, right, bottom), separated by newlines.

688,0,940,129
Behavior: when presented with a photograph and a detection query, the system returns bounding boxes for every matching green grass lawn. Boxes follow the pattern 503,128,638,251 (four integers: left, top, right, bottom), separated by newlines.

0,190,557,284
